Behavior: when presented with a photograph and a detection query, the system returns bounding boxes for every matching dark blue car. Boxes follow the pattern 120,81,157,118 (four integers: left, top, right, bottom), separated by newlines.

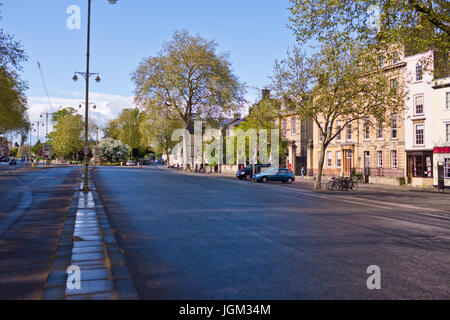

253,168,295,184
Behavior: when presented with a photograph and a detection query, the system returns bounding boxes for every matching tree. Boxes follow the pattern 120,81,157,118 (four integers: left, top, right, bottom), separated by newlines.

288,0,449,53
132,30,246,129
98,138,129,162
234,96,287,164
117,108,142,152
0,4,28,135
49,114,84,160
103,119,120,140
272,38,405,190
140,108,184,164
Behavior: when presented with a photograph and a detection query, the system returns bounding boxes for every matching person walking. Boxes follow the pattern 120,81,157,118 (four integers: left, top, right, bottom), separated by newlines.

301,166,305,180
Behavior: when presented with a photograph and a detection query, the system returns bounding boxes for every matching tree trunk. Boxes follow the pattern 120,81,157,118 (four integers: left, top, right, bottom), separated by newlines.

314,143,327,191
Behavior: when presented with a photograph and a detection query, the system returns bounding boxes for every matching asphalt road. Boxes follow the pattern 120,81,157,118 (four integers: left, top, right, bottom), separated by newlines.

0,166,79,299
93,167,450,300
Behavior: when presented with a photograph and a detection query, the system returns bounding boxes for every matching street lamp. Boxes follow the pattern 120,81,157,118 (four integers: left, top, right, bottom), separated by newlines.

73,0,118,192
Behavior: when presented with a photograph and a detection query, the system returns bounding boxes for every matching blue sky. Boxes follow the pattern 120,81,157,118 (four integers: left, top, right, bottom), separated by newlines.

2,0,298,138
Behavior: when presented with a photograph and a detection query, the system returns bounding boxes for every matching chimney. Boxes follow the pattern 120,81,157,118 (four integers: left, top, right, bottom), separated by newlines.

262,89,271,100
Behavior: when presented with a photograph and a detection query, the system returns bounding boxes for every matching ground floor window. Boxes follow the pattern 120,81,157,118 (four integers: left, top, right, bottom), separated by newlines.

336,151,341,168
391,150,397,169
445,158,450,178
377,151,383,168
327,151,332,168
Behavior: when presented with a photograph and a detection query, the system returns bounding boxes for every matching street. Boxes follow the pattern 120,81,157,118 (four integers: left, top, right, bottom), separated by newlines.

0,167,79,299
93,167,450,299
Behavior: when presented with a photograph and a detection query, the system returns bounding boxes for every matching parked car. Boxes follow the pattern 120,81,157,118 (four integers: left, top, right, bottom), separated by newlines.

236,164,271,180
126,160,135,166
0,156,10,163
253,168,295,184
9,159,17,166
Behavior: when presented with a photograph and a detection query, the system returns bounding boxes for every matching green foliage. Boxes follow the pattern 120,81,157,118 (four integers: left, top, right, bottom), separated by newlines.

103,119,120,140
49,114,84,160
117,108,142,151
229,97,287,164
288,0,449,53
132,30,246,128
139,106,184,163
51,107,77,122
31,143,43,156
9,146,18,157
0,6,28,135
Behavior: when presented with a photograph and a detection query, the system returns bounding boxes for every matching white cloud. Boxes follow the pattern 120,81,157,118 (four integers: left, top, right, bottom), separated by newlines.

26,91,135,142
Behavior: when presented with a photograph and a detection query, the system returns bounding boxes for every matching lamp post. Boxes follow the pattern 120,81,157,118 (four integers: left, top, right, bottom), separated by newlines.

73,0,118,192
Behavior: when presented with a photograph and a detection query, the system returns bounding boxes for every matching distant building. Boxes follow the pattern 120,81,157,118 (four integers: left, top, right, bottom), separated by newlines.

404,50,435,187
431,76,450,188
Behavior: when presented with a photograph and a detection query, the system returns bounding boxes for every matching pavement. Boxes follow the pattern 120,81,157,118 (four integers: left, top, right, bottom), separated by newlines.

93,166,450,300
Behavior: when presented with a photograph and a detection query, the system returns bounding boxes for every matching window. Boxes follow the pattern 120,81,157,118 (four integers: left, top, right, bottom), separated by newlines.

364,119,370,140
415,123,424,145
445,158,450,178
391,114,398,139
336,120,342,141
318,122,323,142
346,124,352,141
336,151,342,168
377,122,383,139
446,92,450,110
291,118,296,135
377,151,383,168
446,123,450,143
327,152,332,168
282,119,287,136
391,150,398,169
378,55,384,68
416,64,423,81
390,79,398,93
392,51,399,64
414,95,424,115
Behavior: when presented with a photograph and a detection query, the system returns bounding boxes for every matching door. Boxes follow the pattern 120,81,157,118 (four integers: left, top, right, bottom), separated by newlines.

345,150,353,176
364,151,370,183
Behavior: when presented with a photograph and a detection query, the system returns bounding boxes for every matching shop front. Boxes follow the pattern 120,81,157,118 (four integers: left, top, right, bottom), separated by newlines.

433,147,450,189
406,150,434,187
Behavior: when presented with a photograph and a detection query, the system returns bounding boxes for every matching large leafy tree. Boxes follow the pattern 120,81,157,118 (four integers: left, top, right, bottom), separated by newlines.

116,108,142,151
132,30,246,129
272,37,406,191
288,0,449,53
0,4,28,135
49,113,84,160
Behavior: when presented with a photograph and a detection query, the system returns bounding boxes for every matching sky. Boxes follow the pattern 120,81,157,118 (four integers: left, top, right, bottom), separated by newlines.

2,0,298,142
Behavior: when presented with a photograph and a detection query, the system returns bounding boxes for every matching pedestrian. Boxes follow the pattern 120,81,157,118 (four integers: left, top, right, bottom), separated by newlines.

301,166,305,180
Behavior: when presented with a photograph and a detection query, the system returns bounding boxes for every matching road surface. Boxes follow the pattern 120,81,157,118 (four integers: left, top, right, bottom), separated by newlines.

93,167,450,299
0,167,79,299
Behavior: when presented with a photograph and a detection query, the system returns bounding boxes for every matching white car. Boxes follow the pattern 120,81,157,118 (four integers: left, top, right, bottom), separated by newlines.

126,160,135,166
